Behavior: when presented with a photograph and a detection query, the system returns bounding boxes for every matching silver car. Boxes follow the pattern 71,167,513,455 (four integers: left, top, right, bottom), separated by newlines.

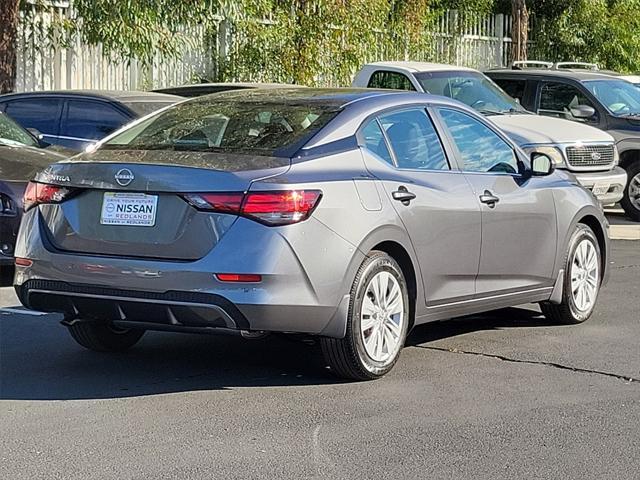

13,89,609,380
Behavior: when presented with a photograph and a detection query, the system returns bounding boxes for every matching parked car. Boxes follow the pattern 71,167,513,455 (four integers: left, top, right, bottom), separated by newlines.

0,90,182,151
486,66,640,220
352,62,626,208
0,111,67,281
14,88,608,380
154,82,304,98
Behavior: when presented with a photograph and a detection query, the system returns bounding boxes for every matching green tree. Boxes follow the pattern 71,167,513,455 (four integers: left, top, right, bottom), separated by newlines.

0,0,20,93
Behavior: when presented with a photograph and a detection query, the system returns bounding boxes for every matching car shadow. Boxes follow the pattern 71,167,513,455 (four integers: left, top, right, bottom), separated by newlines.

406,306,554,346
0,305,552,401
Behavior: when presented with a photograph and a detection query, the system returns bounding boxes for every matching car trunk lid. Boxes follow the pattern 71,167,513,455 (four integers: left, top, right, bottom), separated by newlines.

33,150,289,261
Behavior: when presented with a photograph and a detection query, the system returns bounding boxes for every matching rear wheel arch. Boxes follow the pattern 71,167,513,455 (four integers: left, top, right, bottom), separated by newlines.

370,241,417,329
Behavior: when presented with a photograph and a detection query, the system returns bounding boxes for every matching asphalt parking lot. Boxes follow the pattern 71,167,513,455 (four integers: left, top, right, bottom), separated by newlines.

0,240,638,479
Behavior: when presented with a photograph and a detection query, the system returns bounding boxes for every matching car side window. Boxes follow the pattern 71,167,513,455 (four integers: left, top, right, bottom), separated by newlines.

62,100,130,140
361,119,394,166
438,108,518,174
378,109,449,170
4,98,63,135
494,78,526,103
539,82,595,122
367,71,416,91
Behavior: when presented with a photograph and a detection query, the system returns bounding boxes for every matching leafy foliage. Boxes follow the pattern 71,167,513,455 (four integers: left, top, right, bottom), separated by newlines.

529,0,640,73
50,0,494,85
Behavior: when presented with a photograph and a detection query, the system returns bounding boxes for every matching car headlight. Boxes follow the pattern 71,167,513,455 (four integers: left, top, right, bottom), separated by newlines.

521,145,566,166
613,145,620,166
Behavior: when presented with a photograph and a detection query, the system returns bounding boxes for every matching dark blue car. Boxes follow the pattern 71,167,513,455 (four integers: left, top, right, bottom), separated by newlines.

0,90,181,151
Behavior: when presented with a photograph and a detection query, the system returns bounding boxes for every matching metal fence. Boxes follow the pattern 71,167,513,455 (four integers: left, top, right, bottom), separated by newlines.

14,6,521,92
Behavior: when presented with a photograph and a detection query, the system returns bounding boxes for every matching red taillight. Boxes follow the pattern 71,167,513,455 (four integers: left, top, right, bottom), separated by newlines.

184,190,322,226
183,192,244,213
216,273,262,283
23,182,74,211
15,257,33,267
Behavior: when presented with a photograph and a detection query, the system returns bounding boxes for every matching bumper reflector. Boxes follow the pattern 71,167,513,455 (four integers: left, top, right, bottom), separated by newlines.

216,273,262,283
15,257,33,267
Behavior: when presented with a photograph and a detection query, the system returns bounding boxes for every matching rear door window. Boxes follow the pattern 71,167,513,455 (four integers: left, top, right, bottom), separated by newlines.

0,112,38,146
367,71,416,91
62,100,131,140
378,109,449,170
361,120,394,166
4,98,63,135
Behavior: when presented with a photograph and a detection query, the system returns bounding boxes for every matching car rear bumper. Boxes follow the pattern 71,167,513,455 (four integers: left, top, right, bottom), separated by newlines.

572,166,628,205
15,279,350,338
13,212,358,338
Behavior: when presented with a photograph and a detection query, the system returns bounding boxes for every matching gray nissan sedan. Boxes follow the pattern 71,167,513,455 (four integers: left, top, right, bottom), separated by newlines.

13,88,609,380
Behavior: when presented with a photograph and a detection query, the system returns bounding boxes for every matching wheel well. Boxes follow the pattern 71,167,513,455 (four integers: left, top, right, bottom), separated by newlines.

372,241,417,328
619,149,640,170
578,215,607,274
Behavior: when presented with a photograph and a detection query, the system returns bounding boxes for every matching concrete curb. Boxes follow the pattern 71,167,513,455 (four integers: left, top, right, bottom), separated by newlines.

606,210,640,240
609,225,640,241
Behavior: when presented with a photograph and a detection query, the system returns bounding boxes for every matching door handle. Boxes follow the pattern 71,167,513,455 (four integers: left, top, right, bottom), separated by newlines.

479,190,500,208
392,186,416,205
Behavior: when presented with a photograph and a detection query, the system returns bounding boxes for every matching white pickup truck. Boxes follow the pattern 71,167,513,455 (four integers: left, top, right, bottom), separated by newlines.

352,62,627,205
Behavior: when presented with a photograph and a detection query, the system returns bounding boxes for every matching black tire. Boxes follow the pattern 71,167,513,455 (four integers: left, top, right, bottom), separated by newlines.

539,224,601,325
620,159,640,222
67,322,145,352
320,251,410,381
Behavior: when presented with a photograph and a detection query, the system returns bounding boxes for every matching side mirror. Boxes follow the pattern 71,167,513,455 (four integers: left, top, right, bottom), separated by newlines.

531,153,554,176
26,127,43,139
570,104,596,119
26,127,50,148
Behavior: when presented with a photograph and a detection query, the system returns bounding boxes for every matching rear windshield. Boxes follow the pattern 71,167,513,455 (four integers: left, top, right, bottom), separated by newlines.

0,112,37,147
103,99,338,156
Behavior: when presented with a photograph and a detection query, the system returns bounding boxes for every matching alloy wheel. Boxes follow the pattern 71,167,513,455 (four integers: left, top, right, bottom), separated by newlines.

570,238,600,312
360,271,405,364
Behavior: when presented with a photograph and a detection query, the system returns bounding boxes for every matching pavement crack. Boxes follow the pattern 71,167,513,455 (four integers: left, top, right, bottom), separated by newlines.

416,345,640,384
612,264,640,269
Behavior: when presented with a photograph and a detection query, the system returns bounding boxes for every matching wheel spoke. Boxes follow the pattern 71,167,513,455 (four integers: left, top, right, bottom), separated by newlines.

364,324,378,348
375,327,384,359
362,295,377,316
385,282,400,312
361,314,377,332
378,273,390,308
383,327,396,353
385,318,401,339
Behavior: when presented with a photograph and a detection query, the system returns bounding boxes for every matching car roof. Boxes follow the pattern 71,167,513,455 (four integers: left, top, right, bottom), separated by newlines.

156,82,302,90
485,68,623,82
186,87,409,107
365,61,477,74
0,90,181,103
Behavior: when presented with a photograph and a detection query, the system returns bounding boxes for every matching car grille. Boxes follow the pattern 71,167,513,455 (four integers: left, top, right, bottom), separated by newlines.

566,144,614,168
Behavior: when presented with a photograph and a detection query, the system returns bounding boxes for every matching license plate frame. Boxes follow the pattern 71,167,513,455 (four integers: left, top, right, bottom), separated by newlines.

100,192,158,227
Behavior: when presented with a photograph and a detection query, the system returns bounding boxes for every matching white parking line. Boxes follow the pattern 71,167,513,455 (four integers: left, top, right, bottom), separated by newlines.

0,308,49,316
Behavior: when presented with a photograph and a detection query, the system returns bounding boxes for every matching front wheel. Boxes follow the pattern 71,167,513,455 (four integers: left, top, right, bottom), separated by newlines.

539,224,601,325
320,251,410,380
620,160,640,222
67,322,145,352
